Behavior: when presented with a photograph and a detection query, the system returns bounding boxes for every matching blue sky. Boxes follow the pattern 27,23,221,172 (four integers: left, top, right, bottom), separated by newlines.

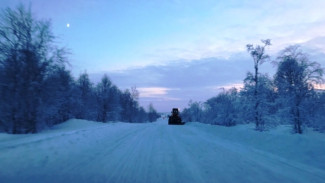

1,0,325,112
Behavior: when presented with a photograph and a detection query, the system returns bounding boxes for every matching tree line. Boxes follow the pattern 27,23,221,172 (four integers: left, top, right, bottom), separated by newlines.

0,5,160,134
182,40,325,134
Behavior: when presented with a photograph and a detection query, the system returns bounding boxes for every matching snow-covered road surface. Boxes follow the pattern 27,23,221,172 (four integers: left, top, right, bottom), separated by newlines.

1,119,325,183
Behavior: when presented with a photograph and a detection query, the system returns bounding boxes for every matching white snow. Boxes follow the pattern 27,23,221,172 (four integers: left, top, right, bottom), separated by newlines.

0,119,325,183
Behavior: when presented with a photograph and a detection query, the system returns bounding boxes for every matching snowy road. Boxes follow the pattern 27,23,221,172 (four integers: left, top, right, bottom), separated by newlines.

1,119,325,183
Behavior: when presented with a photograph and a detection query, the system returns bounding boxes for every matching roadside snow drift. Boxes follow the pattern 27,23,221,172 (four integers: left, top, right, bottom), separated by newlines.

0,119,325,183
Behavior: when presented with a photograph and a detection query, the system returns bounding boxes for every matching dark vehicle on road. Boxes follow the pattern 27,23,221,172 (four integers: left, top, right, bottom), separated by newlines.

168,108,185,125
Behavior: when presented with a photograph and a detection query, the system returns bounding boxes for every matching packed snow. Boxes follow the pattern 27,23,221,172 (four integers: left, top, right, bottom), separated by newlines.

0,118,325,183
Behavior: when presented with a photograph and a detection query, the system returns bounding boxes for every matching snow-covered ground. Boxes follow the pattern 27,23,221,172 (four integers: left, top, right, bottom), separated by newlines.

1,118,325,183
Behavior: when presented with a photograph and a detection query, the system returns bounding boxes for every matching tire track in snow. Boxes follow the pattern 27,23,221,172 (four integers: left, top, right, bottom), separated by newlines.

1,120,324,183
0,123,149,183
98,123,205,183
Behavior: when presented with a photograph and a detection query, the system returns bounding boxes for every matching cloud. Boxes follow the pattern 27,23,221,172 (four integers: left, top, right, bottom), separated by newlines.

84,0,325,112
208,83,244,92
136,0,325,65
89,55,258,111
303,36,325,54
314,84,325,90
138,87,179,98
103,55,253,88
87,34,325,112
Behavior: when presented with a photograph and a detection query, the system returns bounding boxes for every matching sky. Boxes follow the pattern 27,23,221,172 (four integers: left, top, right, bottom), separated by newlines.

1,0,325,112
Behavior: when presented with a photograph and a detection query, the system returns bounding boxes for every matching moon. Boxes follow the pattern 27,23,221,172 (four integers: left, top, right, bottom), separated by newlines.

66,23,70,28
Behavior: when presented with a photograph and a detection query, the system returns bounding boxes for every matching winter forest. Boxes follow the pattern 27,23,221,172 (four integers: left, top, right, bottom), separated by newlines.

0,5,160,134
182,40,325,133
1,4,325,135
2,2,325,183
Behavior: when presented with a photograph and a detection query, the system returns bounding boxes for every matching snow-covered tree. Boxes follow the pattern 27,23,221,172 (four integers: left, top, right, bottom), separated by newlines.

309,91,325,132
73,72,97,120
203,88,239,126
182,101,203,122
240,73,276,128
39,67,74,126
96,75,120,122
0,5,68,133
120,89,137,122
134,106,148,122
148,103,160,122
246,39,271,131
274,46,324,133
119,87,155,123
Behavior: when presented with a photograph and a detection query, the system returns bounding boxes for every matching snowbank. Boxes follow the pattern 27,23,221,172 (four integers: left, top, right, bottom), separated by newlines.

189,122,325,170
